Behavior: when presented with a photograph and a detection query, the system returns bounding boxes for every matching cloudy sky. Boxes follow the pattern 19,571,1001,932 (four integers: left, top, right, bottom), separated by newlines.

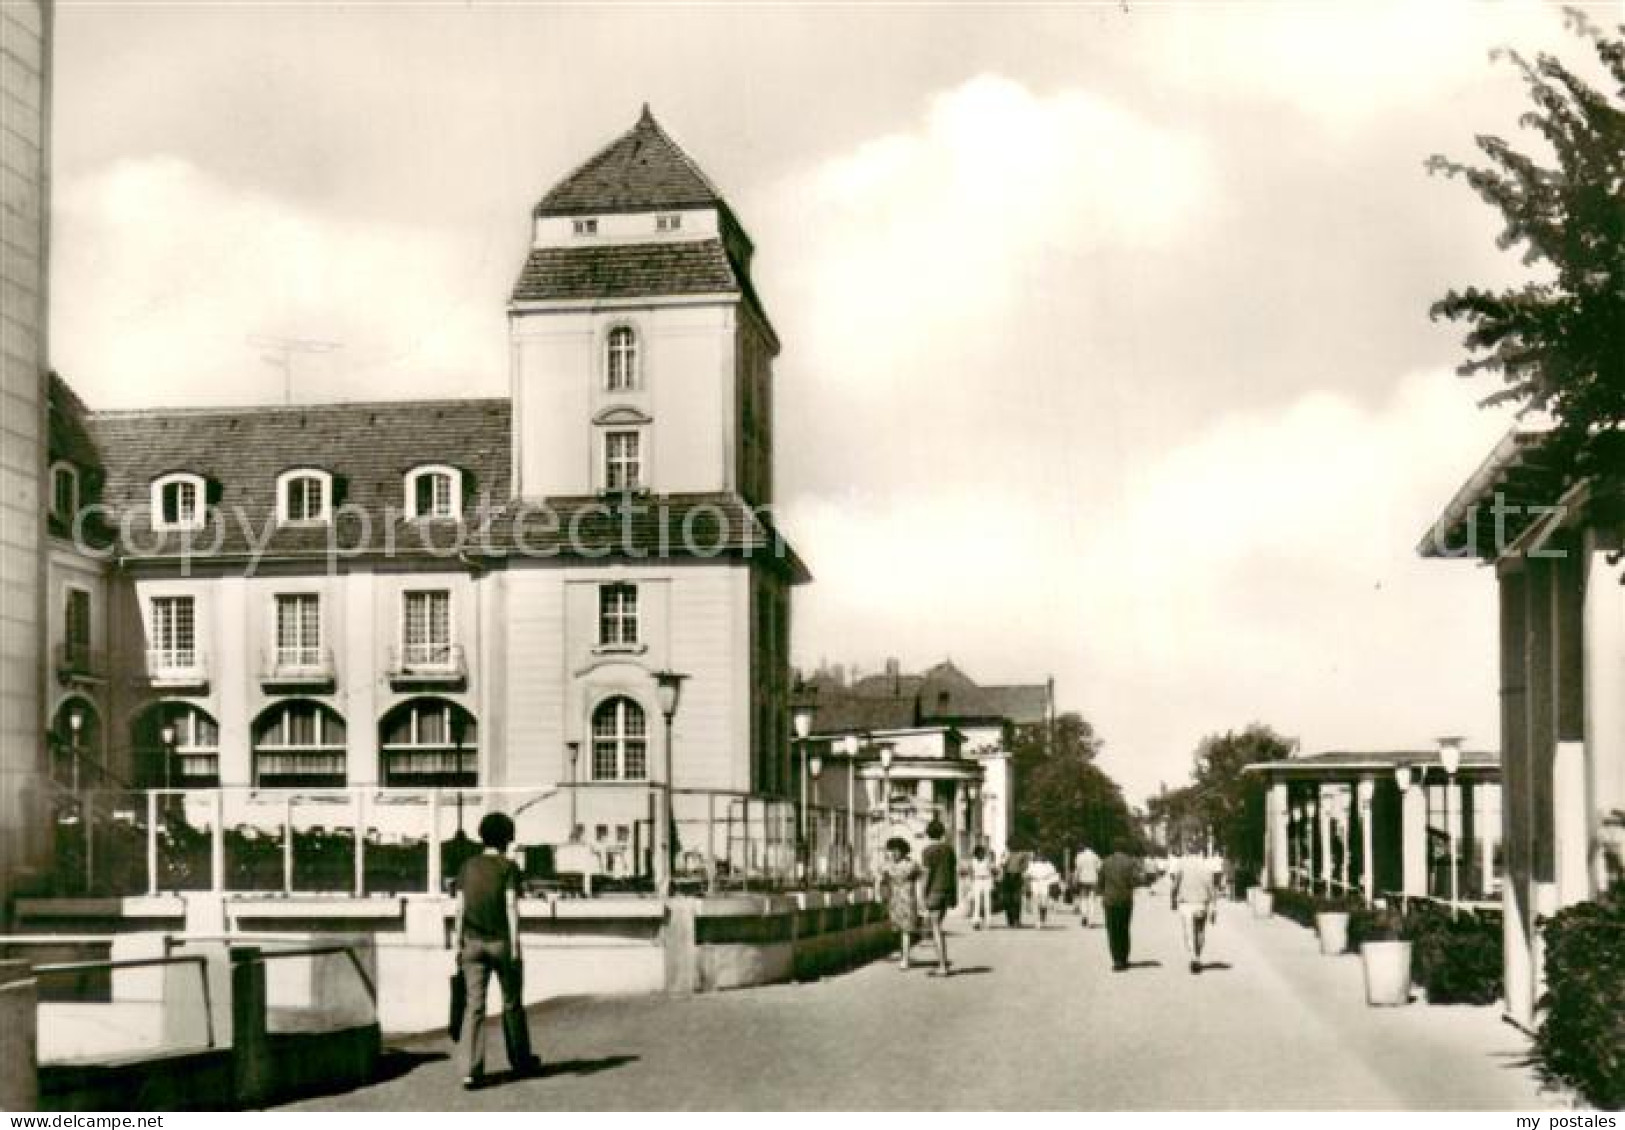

49,2,1604,802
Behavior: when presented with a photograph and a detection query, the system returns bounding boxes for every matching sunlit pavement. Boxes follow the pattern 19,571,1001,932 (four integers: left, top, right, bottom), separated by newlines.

284,890,1561,1111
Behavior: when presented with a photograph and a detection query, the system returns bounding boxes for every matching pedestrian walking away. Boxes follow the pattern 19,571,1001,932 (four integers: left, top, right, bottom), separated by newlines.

1098,838,1143,971
450,811,538,1089
1171,853,1219,974
920,820,958,975
969,844,995,930
1073,844,1102,927
880,837,923,970
1025,853,1060,928
1000,848,1029,928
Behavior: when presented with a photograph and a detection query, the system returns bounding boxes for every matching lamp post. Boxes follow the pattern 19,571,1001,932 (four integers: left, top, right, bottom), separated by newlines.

159,720,177,792
807,751,824,881
566,740,581,838
1438,736,1463,917
653,670,688,898
879,743,894,830
68,706,84,794
792,703,815,884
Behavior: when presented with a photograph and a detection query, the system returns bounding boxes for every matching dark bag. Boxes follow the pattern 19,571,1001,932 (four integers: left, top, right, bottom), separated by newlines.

448,968,467,1041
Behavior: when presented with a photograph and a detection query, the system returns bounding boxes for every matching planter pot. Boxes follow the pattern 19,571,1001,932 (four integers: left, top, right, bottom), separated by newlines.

1360,940,1413,1006
1316,911,1350,955
1251,890,1274,919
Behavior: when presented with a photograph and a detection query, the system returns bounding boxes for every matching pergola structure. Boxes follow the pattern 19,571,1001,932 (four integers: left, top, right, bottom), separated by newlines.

1249,747,1501,906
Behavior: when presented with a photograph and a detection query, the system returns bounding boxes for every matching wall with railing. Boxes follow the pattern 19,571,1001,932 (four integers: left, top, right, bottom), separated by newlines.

38,784,877,898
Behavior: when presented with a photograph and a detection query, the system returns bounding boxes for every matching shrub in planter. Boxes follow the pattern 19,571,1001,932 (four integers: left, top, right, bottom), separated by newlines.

1405,903,1502,1006
1535,883,1625,1110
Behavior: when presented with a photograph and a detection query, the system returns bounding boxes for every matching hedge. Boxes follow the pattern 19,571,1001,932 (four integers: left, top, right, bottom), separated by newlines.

1536,883,1625,1110
1405,902,1502,1006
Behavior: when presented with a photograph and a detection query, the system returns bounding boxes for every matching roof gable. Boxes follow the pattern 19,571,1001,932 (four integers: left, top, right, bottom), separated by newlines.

536,107,723,217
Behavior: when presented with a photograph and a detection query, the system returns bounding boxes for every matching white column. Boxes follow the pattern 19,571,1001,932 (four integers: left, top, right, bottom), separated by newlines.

1317,785,1334,886
1402,785,1428,897
1554,741,1589,909
1358,777,1375,904
1582,538,1625,893
1267,781,1290,889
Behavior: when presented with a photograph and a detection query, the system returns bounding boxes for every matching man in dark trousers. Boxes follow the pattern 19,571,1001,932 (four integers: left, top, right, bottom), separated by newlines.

1000,848,1029,928
451,812,538,1088
1099,837,1143,971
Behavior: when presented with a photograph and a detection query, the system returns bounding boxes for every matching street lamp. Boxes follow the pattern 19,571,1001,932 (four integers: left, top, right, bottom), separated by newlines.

840,734,860,878
159,720,177,791
653,670,688,897
1437,736,1464,916
879,742,895,829
68,706,84,793
566,740,581,837
807,750,824,881
793,703,816,883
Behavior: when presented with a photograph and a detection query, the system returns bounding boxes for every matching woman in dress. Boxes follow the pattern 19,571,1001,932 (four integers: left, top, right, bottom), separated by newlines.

880,836,922,969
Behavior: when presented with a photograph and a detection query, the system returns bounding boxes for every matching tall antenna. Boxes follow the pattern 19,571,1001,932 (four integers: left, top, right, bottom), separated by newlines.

247,335,343,404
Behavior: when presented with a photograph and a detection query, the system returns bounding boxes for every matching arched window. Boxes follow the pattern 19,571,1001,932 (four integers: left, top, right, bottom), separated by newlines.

591,696,647,781
133,702,220,788
277,468,332,524
151,473,207,531
253,700,346,788
49,462,79,523
379,698,477,786
405,465,461,520
606,326,638,392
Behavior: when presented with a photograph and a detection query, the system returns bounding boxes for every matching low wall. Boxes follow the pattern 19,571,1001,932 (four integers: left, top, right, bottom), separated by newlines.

15,889,891,1040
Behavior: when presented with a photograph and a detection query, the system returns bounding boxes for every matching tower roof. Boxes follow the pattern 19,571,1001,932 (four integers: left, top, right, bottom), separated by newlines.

535,106,724,217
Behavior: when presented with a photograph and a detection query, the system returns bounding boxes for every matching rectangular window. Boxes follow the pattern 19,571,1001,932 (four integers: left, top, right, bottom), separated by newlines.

161,481,199,528
286,477,324,522
52,466,78,520
414,472,454,519
605,430,642,491
403,590,452,666
598,584,638,646
152,596,196,667
572,217,598,236
65,589,91,654
656,213,682,233
275,594,321,668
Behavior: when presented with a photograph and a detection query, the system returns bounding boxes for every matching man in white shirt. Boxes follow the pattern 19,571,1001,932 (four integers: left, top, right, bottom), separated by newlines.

1073,844,1102,927
1170,854,1218,974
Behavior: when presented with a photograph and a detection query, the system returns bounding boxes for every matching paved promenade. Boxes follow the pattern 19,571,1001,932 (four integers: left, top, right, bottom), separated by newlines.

287,891,1561,1111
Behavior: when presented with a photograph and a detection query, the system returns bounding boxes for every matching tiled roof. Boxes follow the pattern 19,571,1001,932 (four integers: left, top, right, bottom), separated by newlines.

535,107,722,217
808,660,1051,733
511,240,740,303
87,397,511,559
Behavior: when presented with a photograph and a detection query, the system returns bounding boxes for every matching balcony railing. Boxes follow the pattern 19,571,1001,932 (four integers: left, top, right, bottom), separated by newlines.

146,648,208,689
387,643,466,687
54,641,107,683
260,646,336,688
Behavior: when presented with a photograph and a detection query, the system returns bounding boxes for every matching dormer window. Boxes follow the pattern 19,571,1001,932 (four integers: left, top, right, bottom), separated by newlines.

277,468,332,525
572,218,598,236
606,326,639,392
151,473,206,532
656,213,682,233
49,462,79,522
406,465,462,520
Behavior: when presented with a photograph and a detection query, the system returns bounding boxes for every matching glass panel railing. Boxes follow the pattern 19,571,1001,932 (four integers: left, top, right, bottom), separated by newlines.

222,789,291,892
363,790,430,895
260,945,375,1035
155,791,216,892
290,792,358,894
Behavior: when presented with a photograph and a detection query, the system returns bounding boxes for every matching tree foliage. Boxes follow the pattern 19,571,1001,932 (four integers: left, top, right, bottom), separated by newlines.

1008,712,1141,864
1428,11,1625,482
1150,724,1295,872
